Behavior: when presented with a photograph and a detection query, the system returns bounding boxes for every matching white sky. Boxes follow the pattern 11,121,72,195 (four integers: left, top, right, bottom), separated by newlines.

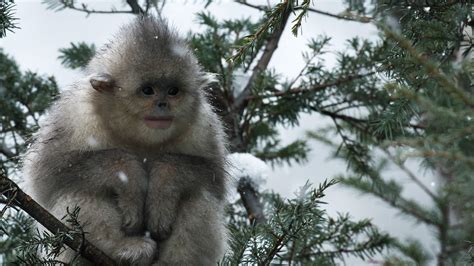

0,1,439,264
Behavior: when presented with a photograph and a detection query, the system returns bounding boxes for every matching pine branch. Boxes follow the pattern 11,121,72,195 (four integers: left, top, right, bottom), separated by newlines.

260,180,335,264
231,1,291,113
0,0,19,37
382,24,474,107
261,222,297,265
0,174,115,265
58,42,96,69
246,72,377,100
341,177,440,226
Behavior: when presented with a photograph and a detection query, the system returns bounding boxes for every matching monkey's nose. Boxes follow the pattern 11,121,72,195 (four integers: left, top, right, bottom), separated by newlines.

157,102,168,108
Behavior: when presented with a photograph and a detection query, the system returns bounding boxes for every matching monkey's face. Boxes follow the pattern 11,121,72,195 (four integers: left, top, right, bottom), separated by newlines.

90,72,202,147
135,79,186,130
87,22,209,147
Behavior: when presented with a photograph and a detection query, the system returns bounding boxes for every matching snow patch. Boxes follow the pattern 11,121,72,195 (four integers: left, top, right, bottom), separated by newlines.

227,153,269,189
117,171,129,184
86,136,99,147
384,15,401,34
295,181,312,202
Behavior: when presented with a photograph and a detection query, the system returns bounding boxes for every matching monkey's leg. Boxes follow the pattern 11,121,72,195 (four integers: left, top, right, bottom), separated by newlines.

153,191,227,266
43,149,155,264
146,154,225,242
146,154,212,241
64,149,149,235
50,195,157,265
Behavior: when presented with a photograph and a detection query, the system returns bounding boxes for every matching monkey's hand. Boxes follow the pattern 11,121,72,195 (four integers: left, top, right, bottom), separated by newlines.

146,161,180,241
108,151,148,235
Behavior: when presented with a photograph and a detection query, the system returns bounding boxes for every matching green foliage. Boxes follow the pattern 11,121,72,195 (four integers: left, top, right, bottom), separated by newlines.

0,210,35,263
0,49,58,264
191,12,266,76
190,13,312,165
0,49,58,176
58,42,96,69
14,206,85,265
224,180,392,264
291,0,311,36
0,202,83,265
307,1,473,264
0,0,18,37
392,238,432,266
229,1,291,63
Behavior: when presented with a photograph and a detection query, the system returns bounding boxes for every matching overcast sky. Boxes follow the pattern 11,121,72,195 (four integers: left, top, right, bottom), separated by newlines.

0,1,439,264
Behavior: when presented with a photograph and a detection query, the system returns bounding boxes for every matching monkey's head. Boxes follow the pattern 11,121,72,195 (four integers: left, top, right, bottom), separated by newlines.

86,17,210,148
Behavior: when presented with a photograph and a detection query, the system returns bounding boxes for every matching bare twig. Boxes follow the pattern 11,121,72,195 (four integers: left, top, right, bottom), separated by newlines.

0,145,16,159
237,177,266,225
126,0,144,14
284,51,318,90
383,149,438,202
305,7,372,23
235,0,373,23
52,0,144,15
234,0,269,11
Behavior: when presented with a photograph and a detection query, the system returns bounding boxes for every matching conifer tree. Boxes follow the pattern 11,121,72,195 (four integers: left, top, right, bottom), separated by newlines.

0,0,472,265
304,1,473,265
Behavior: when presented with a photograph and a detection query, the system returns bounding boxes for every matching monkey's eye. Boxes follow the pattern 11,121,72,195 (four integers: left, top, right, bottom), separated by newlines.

168,87,179,96
141,86,155,96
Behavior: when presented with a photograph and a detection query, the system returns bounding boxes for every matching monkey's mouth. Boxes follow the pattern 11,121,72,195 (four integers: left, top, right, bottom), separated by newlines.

144,116,174,129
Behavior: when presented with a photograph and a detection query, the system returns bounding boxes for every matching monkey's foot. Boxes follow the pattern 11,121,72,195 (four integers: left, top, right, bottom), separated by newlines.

147,210,176,241
116,236,157,265
121,206,145,235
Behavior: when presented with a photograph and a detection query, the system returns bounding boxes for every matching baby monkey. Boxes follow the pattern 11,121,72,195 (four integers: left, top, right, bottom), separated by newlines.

23,17,227,265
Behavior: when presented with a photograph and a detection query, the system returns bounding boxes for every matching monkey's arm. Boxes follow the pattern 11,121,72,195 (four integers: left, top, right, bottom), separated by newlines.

49,149,148,234
31,149,157,264
145,153,226,241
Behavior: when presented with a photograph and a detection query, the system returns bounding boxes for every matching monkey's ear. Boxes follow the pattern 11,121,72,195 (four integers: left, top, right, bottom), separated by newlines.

90,73,115,93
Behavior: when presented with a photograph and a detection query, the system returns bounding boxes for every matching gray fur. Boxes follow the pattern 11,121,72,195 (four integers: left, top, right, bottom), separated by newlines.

22,17,227,265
